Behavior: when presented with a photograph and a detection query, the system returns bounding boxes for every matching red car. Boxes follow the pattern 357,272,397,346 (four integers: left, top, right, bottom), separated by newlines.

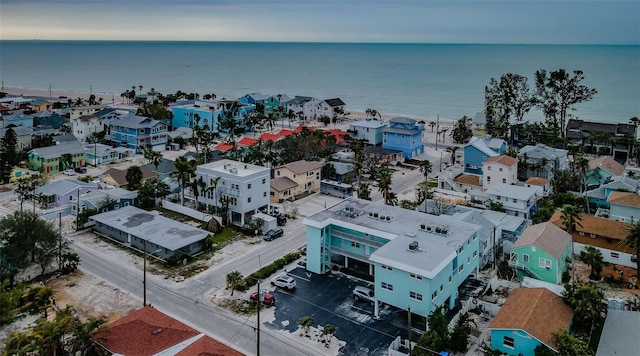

250,291,276,306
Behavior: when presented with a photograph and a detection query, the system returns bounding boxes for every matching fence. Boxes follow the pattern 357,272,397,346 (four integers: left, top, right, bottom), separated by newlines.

160,199,216,223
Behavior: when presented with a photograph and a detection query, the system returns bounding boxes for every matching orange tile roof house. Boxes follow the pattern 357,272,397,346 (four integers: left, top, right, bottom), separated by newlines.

489,288,573,356
93,306,244,356
549,211,636,269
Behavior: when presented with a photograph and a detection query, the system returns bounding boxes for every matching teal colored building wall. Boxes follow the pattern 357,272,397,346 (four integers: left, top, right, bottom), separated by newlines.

511,242,570,284
490,329,547,356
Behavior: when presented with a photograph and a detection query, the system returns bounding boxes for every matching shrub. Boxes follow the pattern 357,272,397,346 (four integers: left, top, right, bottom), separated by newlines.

240,252,301,290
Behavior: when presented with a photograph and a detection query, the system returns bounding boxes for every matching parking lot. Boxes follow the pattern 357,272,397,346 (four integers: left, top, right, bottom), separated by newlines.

263,264,426,356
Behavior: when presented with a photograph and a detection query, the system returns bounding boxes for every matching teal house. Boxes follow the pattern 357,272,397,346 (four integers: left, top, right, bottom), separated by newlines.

381,117,425,158
586,156,625,189
607,191,640,223
509,222,572,284
303,197,480,318
28,141,86,174
489,288,573,356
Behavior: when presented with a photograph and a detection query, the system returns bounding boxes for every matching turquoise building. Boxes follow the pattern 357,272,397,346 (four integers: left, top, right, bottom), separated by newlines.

381,117,425,159
171,101,255,134
303,197,480,318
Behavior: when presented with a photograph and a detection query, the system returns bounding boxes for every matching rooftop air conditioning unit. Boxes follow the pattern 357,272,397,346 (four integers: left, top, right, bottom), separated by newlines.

409,241,418,251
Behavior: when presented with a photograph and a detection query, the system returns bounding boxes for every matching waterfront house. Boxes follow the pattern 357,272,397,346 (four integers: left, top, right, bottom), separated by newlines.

485,183,539,220
27,141,86,174
482,155,518,190
517,144,568,180
1,110,34,128
287,96,322,120
108,113,167,153
75,187,137,215
35,179,97,209
318,98,346,117
549,211,636,269
304,197,480,318
171,100,255,135
382,117,425,159
93,306,243,356
194,159,270,226
90,205,209,260
566,119,637,163
587,156,625,189
607,191,640,223
509,222,572,284
239,92,269,105
463,136,499,175
263,94,291,116
348,119,386,146
596,310,640,356
72,114,104,143
83,143,128,166
489,287,573,356
471,112,487,133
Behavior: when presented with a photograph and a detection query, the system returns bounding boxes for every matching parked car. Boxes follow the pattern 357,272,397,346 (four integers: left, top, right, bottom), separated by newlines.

75,166,87,174
271,273,296,290
298,245,307,256
250,290,275,306
353,286,375,305
276,214,287,226
63,169,76,176
263,228,284,241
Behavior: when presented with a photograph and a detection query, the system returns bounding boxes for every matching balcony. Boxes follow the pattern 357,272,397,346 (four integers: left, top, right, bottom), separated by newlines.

331,230,385,248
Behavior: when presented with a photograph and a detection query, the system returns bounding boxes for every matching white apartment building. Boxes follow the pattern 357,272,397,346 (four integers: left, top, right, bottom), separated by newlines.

195,160,270,226
485,183,539,221
348,119,386,146
72,115,105,143
482,155,518,190
287,96,323,120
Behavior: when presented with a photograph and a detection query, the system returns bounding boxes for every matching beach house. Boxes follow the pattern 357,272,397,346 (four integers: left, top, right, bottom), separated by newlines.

348,119,386,146
107,113,167,153
489,288,573,356
463,136,499,175
27,141,86,174
509,222,572,284
271,160,323,203
303,197,480,318
517,144,568,180
485,183,540,220
171,100,255,135
566,119,637,163
482,155,518,190
287,96,323,121
381,117,425,159
318,98,346,117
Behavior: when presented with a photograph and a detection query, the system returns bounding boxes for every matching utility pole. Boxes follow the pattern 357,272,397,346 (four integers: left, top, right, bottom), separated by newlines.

58,211,63,272
94,127,98,167
143,239,147,306
256,278,261,356
49,83,52,100
407,306,412,355
435,115,440,151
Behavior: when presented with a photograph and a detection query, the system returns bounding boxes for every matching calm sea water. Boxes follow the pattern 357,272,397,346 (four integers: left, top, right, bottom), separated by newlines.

0,41,638,123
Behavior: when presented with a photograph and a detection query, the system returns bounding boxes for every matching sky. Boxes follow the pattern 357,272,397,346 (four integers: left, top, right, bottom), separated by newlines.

1,0,638,44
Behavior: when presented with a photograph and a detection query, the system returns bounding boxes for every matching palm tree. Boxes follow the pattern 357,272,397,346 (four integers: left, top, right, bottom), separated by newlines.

125,166,143,190
419,160,433,181
298,316,315,336
225,270,244,296
580,246,604,279
174,156,194,205
376,164,394,205
143,145,163,177
561,204,583,234
190,176,207,210
621,220,640,273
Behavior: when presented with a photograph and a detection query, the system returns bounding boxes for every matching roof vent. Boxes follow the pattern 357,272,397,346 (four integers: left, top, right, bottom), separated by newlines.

152,328,163,335
409,241,418,251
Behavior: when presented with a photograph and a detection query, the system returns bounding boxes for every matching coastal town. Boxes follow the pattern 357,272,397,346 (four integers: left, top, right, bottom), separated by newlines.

0,83,639,356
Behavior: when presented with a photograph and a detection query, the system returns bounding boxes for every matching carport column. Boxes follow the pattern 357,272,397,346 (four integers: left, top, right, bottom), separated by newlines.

344,256,348,268
374,300,380,319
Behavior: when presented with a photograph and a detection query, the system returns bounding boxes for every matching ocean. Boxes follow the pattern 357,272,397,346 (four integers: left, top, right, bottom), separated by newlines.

0,41,638,123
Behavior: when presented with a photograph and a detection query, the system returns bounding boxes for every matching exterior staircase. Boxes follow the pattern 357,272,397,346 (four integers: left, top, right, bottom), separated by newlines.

508,255,544,280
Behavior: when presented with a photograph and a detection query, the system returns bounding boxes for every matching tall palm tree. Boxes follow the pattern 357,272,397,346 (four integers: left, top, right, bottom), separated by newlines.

376,164,394,205
561,204,583,234
621,220,640,273
225,270,244,296
419,160,433,181
190,176,207,210
174,156,194,205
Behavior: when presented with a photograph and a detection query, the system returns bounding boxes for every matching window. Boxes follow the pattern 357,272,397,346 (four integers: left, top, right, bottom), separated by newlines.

449,275,452,283
248,183,251,189
248,197,251,203
351,241,360,248
473,251,477,258
382,264,393,271
579,231,585,236
277,171,280,176
523,254,529,263
410,291,423,301
503,336,515,348
590,233,597,238
263,192,267,197
459,265,464,272
487,176,491,183
611,252,620,258
467,257,470,264
410,273,422,280
499,167,503,172
513,198,517,203
432,291,437,300
487,166,491,171
381,282,393,291
440,284,443,291
262,178,266,184
539,258,552,269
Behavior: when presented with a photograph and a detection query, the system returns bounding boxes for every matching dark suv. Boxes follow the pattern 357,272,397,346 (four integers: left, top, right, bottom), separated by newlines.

263,228,284,241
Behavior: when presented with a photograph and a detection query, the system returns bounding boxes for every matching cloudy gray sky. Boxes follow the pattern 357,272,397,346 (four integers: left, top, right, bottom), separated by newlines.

1,0,638,44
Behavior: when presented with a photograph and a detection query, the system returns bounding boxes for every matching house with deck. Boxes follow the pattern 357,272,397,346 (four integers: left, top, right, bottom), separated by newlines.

463,136,499,175
381,117,425,159
107,113,167,153
549,211,636,269
318,98,346,117
287,96,322,120
489,288,573,356
304,197,480,318
509,222,572,284
566,118,637,163
485,183,539,220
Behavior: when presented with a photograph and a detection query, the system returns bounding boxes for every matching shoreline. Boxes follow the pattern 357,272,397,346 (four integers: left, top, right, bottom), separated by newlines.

2,86,458,126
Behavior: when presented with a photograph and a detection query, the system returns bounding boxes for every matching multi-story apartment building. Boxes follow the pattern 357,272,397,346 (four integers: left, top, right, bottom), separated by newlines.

194,160,270,226
72,114,104,143
303,197,480,318
485,183,539,220
482,155,518,190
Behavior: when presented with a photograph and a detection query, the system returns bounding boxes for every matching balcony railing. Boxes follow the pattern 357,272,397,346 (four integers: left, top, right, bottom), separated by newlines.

331,230,385,248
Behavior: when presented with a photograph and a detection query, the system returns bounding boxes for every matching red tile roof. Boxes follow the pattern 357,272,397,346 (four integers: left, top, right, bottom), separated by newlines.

278,129,295,137
176,335,245,356
237,137,258,147
327,129,347,144
93,306,199,356
260,133,281,142
294,125,316,133
484,155,517,167
213,142,234,152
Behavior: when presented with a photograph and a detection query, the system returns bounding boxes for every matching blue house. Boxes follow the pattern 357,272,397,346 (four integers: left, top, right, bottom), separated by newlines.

303,197,480,318
381,117,425,158
463,136,499,175
238,92,269,105
32,111,65,129
76,187,137,215
107,113,167,153
2,110,34,128
171,100,255,134
489,288,573,356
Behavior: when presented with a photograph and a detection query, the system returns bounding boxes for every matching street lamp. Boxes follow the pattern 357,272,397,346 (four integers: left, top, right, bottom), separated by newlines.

143,239,162,306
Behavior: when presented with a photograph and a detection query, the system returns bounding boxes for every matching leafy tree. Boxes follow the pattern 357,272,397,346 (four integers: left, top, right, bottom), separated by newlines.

532,199,556,224
534,344,556,356
321,163,337,180
451,115,473,144
563,284,605,334
357,182,372,200
554,329,594,356
136,102,173,124
413,306,449,355
0,279,24,324
450,312,475,353
125,165,143,190
580,246,604,279
365,108,380,120
486,199,505,213
534,69,597,138
621,220,640,273
61,252,80,274
225,270,243,296
0,127,19,183
399,200,417,210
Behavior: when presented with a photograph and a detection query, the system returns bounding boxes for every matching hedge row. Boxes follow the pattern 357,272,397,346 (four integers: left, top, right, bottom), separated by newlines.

241,252,301,290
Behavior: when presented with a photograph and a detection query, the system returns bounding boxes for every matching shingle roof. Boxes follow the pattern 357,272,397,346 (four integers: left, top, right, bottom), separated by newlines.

489,288,573,352
389,117,417,125
278,160,322,175
607,191,640,208
108,113,164,129
512,222,571,259
30,141,85,159
101,166,155,187
175,334,244,356
271,176,298,192
287,96,315,105
35,179,96,196
549,211,630,241
525,177,549,186
484,155,517,167
93,306,200,356
324,98,346,107
589,156,625,176
454,173,482,186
